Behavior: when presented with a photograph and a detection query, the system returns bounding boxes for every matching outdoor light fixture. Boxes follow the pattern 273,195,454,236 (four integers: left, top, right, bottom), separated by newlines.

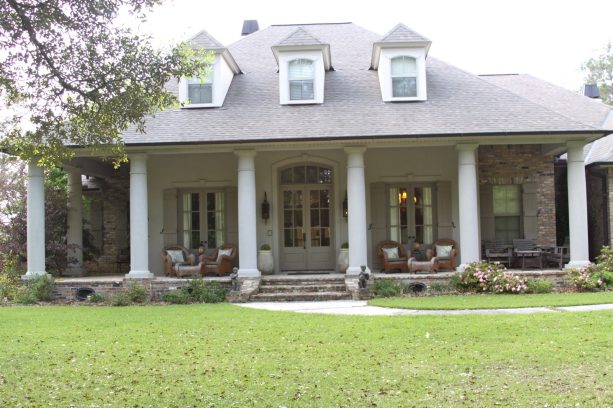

261,192,270,223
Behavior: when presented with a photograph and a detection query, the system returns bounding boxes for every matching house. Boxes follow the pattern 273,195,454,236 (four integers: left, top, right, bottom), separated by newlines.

22,22,613,292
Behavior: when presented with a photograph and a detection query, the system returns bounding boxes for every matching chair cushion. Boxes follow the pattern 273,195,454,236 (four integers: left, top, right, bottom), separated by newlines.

382,247,399,259
436,245,453,258
166,250,185,264
217,248,233,262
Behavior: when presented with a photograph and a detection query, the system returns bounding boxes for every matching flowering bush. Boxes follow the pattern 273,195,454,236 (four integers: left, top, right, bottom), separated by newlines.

451,261,528,294
567,247,613,291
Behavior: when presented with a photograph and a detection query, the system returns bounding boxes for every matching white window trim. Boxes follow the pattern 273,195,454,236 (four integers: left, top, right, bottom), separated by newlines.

288,58,315,101
179,57,234,108
378,48,427,102
278,50,325,105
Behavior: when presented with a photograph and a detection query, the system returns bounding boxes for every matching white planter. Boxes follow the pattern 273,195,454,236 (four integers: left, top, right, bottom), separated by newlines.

258,250,274,275
337,248,349,273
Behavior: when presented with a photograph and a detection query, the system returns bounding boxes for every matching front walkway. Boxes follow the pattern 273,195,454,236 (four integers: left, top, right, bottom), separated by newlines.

237,300,613,316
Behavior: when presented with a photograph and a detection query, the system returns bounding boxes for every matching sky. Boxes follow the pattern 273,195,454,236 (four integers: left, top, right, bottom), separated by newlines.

134,0,613,93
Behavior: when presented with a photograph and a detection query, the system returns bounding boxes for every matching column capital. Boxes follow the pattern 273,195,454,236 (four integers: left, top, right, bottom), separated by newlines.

566,140,586,163
234,149,257,158
455,143,479,152
128,152,148,161
27,162,44,177
344,146,367,155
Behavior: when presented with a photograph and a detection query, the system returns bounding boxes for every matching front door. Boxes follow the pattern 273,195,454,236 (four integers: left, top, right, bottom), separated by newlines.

388,185,436,250
280,165,334,271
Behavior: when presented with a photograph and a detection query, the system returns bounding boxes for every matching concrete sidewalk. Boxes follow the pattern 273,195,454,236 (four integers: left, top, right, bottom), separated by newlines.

236,300,613,316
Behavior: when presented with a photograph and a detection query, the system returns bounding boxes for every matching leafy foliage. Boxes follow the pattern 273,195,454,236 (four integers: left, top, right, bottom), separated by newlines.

567,246,613,291
526,279,553,294
111,282,150,306
451,261,528,294
371,279,404,298
0,0,211,166
582,41,613,104
162,278,227,304
14,274,55,303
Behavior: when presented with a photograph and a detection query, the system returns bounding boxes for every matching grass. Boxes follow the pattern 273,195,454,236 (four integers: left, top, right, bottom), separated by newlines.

369,291,613,310
0,305,611,406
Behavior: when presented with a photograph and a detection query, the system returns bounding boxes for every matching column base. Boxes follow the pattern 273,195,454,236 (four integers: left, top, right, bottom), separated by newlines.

125,270,155,279
238,268,261,278
346,266,371,276
564,260,591,270
22,271,51,280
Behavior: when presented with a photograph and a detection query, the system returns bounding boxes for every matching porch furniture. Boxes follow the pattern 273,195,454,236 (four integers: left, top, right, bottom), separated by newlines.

427,239,458,271
512,239,543,269
376,240,410,273
116,248,130,274
408,257,439,273
484,241,513,266
201,243,238,276
161,245,196,277
543,246,570,269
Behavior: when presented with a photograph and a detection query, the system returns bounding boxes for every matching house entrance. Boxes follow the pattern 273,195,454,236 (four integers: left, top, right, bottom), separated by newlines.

279,165,334,271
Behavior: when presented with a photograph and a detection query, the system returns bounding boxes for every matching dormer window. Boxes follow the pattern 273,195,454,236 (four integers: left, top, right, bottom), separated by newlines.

187,74,213,104
391,56,417,97
289,59,315,100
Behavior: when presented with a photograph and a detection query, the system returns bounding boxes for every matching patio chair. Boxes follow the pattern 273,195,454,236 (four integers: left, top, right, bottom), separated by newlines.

484,241,513,266
376,240,410,273
427,239,458,271
161,245,196,277
512,239,543,269
201,243,238,276
543,246,570,269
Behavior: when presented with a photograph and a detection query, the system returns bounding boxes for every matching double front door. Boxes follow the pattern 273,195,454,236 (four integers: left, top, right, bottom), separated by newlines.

280,187,334,271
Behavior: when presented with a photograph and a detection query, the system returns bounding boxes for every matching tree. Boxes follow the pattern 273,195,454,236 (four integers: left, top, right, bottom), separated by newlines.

0,0,210,167
582,41,613,105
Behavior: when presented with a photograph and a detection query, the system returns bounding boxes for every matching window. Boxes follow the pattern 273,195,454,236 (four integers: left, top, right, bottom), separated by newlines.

187,74,213,104
493,185,521,241
388,185,434,245
181,191,225,249
391,56,417,97
288,59,314,100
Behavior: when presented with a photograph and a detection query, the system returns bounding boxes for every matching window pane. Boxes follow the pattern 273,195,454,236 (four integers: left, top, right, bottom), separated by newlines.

392,77,417,97
310,190,319,209
311,227,320,247
188,84,212,104
493,185,521,216
310,209,319,226
294,190,303,207
288,59,314,79
284,229,293,247
321,228,330,247
320,209,329,227
289,80,314,100
391,56,416,76
306,166,318,183
319,168,332,184
283,191,293,208
293,167,306,184
284,210,293,228
495,216,521,241
281,168,293,184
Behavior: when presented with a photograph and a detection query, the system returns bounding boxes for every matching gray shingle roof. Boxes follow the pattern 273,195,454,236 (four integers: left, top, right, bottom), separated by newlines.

380,23,430,43
124,23,605,146
276,27,325,46
188,30,223,49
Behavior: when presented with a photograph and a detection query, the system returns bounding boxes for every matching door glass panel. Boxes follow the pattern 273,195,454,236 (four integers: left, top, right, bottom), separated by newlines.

283,190,304,248
414,186,434,244
306,166,318,183
318,167,332,184
281,168,293,184
294,166,305,183
310,190,319,208
320,190,330,208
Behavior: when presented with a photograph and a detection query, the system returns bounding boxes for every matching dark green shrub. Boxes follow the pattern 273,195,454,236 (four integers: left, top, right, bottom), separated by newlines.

526,279,553,294
371,279,402,298
188,279,227,303
162,290,190,304
111,291,132,306
125,283,150,304
428,283,454,294
13,274,55,303
14,289,38,304
86,293,106,303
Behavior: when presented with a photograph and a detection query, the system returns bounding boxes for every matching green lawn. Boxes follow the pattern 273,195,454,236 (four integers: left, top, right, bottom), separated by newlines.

0,305,611,407
369,291,613,310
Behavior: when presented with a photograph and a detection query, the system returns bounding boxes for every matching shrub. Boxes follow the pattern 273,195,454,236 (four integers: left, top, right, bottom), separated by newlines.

14,289,38,305
526,279,553,294
13,274,55,304
451,262,527,294
0,274,18,302
111,291,132,307
162,279,227,304
260,244,271,251
86,293,106,303
427,283,454,294
371,279,402,298
567,246,613,292
125,283,150,304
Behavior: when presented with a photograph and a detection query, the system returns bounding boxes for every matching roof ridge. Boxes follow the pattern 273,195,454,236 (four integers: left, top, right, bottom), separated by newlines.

271,22,352,27
275,26,325,47
380,22,430,43
188,29,224,48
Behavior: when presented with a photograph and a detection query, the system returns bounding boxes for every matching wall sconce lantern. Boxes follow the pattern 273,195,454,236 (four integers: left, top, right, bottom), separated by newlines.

342,193,348,218
261,192,270,223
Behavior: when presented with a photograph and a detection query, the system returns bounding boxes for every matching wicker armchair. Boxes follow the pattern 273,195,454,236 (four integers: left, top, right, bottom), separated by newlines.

376,240,410,273
201,243,238,276
161,245,196,277
427,239,458,271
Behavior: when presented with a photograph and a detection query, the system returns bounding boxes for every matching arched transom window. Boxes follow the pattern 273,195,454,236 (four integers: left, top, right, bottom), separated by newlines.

391,56,417,97
280,165,332,185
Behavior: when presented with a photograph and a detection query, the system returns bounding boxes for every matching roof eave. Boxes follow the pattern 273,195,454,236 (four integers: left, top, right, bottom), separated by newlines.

270,44,332,71
370,41,432,70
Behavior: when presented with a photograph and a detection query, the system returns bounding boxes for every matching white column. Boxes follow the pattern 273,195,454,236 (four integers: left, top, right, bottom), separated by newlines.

235,150,260,277
457,144,480,267
345,147,370,275
24,162,47,278
126,154,153,278
65,167,83,276
566,141,590,269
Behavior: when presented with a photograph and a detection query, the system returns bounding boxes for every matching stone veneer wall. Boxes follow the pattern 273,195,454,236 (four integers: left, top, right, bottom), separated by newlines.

478,145,556,247
83,173,129,275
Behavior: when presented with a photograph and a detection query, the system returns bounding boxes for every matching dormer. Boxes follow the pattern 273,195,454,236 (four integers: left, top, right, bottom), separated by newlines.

271,27,332,105
371,23,431,102
179,30,241,108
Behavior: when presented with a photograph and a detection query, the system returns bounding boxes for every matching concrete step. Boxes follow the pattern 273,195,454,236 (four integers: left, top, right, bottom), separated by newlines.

250,291,353,302
258,284,347,294
260,278,346,287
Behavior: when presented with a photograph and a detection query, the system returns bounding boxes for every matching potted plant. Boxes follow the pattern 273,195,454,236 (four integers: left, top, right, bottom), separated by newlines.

338,242,349,273
258,244,274,275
